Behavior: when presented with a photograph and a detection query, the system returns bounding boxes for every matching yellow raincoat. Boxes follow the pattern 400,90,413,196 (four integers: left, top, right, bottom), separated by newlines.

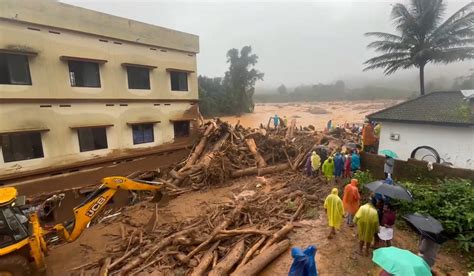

311,152,321,171
354,203,379,243
322,158,335,181
324,188,344,229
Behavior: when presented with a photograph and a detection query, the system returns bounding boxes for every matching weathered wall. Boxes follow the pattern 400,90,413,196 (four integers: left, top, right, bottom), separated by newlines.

378,122,474,170
0,0,199,53
360,152,474,182
0,20,198,100
0,102,199,177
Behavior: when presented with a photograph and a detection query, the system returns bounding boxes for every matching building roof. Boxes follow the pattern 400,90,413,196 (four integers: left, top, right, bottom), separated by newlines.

367,91,474,127
0,0,199,53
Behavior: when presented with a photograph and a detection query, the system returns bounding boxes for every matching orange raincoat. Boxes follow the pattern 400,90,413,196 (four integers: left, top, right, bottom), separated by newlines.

342,179,360,215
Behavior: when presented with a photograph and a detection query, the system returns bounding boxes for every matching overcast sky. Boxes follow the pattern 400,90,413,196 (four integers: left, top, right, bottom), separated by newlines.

62,0,472,90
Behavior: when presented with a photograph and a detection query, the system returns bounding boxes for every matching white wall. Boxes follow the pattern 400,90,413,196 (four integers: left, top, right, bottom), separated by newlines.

378,122,474,170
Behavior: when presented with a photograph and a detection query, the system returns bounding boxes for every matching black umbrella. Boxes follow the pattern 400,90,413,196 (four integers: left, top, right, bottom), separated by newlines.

403,214,447,244
364,180,413,202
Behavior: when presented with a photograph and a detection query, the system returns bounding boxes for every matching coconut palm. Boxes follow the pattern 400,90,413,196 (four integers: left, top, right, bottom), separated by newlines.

364,0,474,95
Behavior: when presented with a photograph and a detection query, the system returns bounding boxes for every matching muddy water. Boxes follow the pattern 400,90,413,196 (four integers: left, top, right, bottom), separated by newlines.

220,100,399,129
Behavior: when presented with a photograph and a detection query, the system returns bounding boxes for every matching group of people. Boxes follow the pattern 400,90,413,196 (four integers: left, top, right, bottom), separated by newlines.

305,148,361,180
324,179,396,256
271,114,288,129
362,120,381,154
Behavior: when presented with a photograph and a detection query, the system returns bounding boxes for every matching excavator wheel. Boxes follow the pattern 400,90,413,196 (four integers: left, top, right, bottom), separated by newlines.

151,190,170,206
0,255,32,276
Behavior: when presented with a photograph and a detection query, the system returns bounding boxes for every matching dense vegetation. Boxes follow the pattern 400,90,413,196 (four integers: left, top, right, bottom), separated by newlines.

198,46,263,117
353,171,474,253
364,0,474,95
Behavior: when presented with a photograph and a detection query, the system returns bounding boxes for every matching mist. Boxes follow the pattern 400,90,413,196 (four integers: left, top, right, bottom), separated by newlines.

62,0,473,91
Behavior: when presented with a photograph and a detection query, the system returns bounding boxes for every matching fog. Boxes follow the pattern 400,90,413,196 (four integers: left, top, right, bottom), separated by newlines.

63,0,472,91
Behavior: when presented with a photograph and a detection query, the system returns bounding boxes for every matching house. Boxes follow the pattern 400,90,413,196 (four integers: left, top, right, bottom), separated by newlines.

0,0,200,179
367,91,474,170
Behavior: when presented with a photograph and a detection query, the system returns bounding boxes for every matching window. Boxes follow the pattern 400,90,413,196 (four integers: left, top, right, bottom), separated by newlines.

0,53,31,85
77,127,108,152
127,66,150,89
173,121,190,138
1,132,44,162
170,71,188,91
68,60,101,87
132,124,154,144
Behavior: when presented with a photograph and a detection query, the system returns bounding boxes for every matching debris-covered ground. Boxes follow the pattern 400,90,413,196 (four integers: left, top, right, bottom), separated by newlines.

41,120,468,275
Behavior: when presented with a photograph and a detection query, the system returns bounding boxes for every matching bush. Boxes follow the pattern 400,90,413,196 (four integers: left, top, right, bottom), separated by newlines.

400,178,474,251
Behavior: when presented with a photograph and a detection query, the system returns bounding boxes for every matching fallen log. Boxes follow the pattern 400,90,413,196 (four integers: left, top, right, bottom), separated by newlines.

190,241,220,276
261,223,294,251
236,236,266,269
184,123,215,169
230,164,290,178
290,200,305,223
245,138,267,168
182,201,246,263
99,257,111,276
208,239,245,276
218,228,271,236
285,119,297,140
231,239,291,276
117,226,200,275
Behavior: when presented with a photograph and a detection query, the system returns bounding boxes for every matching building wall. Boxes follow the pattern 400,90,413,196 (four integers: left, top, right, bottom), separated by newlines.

378,122,474,169
0,1,200,178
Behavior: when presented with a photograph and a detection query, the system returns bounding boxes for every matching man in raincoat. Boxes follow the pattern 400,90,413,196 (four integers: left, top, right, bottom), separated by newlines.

333,150,345,178
322,157,335,181
310,151,321,176
342,179,360,227
351,151,361,172
324,188,344,239
354,197,379,256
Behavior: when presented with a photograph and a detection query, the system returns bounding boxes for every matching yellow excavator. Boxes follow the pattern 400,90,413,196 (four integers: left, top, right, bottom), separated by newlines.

0,176,167,275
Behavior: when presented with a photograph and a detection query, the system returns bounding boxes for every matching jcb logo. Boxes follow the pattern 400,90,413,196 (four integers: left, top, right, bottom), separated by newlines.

86,196,107,217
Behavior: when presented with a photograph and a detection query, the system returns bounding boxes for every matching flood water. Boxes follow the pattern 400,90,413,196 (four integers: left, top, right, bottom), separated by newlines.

220,100,399,129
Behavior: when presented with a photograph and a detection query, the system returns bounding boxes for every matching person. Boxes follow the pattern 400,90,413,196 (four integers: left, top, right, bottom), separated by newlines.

333,150,345,179
362,121,377,153
342,179,360,227
283,116,288,127
374,123,381,138
384,156,394,178
351,151,361,173
324,188,344,239
273,114,280,128
419,236,440,268
326,120,332,132
322,157,335,181
344,152,352,178
354,197,379,256
378,203,396,247
311,151,321,176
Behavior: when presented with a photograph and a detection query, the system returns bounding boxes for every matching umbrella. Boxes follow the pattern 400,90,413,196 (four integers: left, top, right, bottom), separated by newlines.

373,247,431,276
403,214,447,244
364,180,413,202
380,149,398,158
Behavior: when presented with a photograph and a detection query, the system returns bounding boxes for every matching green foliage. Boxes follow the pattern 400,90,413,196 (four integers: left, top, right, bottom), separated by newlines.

352,170,375,187
198,46,263,117
364,0,474,95
455,233,474,253
400,178,474,251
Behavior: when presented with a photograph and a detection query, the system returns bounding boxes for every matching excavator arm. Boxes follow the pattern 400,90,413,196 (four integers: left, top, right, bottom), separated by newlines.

53,176,164,242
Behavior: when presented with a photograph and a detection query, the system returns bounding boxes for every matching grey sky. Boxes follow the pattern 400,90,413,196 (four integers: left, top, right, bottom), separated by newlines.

63,0,472,90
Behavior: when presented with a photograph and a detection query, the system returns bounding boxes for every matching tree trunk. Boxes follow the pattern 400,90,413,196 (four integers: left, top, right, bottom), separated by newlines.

208,239,246,276
419,64,425,96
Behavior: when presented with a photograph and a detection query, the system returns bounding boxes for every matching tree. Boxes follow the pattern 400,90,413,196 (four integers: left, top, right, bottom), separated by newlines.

223,46,264,114
364,0,474,95
277,84,288,94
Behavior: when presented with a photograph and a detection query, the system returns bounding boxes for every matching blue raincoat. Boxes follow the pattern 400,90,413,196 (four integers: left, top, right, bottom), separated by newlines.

334,153,345,177
288,246,318,276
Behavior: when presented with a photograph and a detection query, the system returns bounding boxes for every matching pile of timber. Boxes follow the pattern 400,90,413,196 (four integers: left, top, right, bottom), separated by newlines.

75,175,325,275
165,119,358,188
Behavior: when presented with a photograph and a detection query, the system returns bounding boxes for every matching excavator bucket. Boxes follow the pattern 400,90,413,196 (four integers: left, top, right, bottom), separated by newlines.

151,189,169,206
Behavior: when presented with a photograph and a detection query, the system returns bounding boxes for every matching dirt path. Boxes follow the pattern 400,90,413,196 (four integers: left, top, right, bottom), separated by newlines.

46,176,467,275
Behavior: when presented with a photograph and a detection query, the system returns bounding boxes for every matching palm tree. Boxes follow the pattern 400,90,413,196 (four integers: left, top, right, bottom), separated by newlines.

364,0,474,95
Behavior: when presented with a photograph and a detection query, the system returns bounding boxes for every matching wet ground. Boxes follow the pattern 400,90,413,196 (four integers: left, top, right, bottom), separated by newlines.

46,176,468,275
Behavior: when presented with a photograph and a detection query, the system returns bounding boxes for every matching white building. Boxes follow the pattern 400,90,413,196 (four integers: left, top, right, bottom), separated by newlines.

368,91,474,170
